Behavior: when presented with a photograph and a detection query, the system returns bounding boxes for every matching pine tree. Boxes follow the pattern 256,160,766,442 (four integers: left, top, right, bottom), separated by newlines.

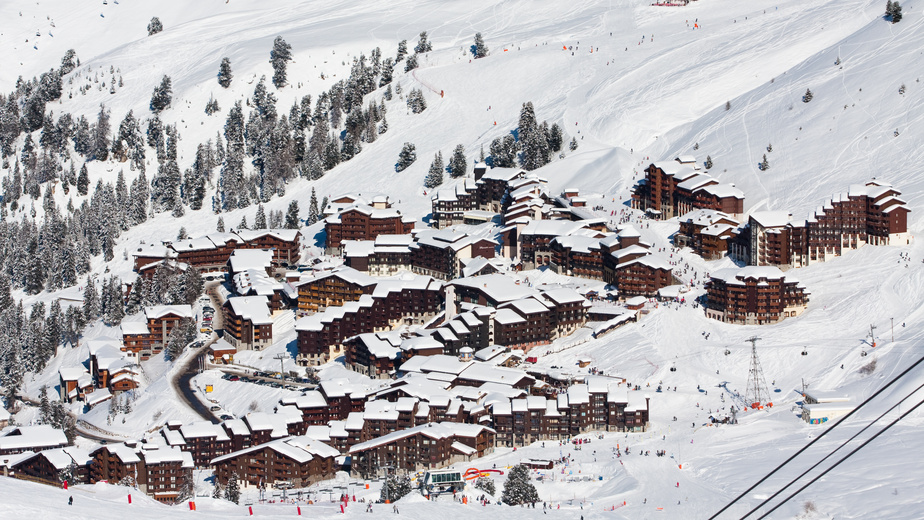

225,473,241,504
449,144,467,178
205,96,220,115
285,200,301,229
474,476,495,495
489,135,517,168
473,32,489,58
212,483,224,499
270,36,293,88
415,31,433,53
404,54,419,73
802,88,813,103
254,204,267,229
396,142,417,172
218,57,233,88
548,123,563,152
147,17,163,36
425,152,444,188
93,104,111,161
760,153,770,171
501,465,539,505
308,188,319,225
380,474,413,502
239,216,248,230
60,48,79,75
704,155,713,169
150,75,173,113
568,136,578,151
396,40,408,63
83,278,100,322
77,164,90,195
407,88,426,113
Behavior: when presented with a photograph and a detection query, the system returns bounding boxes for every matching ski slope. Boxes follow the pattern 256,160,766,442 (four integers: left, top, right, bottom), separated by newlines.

2,0,924,518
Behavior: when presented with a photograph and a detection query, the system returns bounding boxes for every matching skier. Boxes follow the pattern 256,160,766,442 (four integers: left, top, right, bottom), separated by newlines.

68,496,73,506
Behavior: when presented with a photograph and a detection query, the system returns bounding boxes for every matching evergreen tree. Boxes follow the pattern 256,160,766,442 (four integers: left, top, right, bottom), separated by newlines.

93,104,111,161
285,200,300,229
887,1,903,22
60,49,80,75
396,40,408,63
759,153,770,171
802,88,813,103
474,476,495,496
568,136,578,151
254,204,267,229
0,274,13,311
225,473,241,504
472,32,489,59
449,144,467,178
216,216,225,232
77,164,90,196
25,237,45,295
404,54,419,73
379,58,395,87
218,57,233,88
147,17,163,36
407,88,426,113
150,75,173,113
425,152,444,188
205,96,220,115
489,135,517,168
212,483,224,499
396,142,417,172
415,31,433,53
83,278,100,322
308,188,319,225
548,123,563,152
239,216,248,230
704,155,713,169
380,474,413,502
270,36,293,88
501,465,539,505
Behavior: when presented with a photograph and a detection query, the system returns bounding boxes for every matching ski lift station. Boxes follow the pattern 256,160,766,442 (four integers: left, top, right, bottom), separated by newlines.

421,469,464,496
801,389,855,425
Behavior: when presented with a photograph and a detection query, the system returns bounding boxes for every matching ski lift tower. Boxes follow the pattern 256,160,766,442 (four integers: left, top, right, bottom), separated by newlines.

745,337,770,408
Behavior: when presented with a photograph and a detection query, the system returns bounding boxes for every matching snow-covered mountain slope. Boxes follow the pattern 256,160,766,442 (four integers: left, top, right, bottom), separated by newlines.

3,0,924,518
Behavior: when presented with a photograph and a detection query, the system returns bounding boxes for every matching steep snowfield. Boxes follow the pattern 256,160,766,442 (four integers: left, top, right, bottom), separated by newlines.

3,0,924,518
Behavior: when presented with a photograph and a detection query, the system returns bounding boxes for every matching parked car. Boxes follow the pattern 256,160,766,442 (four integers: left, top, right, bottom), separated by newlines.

209,406,221,412
200,327,213,333
219,414,233,421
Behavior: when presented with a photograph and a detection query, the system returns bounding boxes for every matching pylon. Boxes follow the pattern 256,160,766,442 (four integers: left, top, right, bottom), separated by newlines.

745,337,769,407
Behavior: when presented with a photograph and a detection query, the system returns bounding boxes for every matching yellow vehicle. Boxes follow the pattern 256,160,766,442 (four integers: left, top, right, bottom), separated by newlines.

200,327,213,333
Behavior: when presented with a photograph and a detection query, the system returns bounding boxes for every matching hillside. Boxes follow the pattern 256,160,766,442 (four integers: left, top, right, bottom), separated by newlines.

1,0,924,518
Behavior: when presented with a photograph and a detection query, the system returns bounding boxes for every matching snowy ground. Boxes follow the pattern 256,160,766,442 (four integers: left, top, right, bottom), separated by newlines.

3,0,924,517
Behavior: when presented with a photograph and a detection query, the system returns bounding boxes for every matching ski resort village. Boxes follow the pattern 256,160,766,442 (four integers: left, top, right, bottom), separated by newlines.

1,0,923,518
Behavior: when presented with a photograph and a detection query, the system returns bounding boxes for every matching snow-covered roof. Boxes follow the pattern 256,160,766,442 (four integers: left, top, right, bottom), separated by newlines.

0,425,68,452
211,435,339,466
749,211,791,229
450,274,539,304
349,422,494,453
180,421,230,441
226,296,273,325
120,321,150,335
697,183,744,200
144,305,193,320
228,248,274,273
234,229,300,243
